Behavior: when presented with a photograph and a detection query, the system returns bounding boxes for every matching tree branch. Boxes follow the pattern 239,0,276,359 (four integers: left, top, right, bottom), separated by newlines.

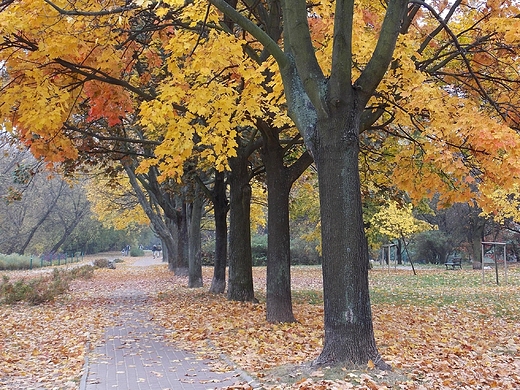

209,0,287,67
282,0,327,116
43,0,137,16
355,0,408,105
328,0,354,106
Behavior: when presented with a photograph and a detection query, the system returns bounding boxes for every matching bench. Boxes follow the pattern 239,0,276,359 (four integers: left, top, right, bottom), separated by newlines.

445,258,462,269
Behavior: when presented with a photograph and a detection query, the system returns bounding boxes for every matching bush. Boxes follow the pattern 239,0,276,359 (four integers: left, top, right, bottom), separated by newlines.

0,269,69,305
93,258,110,268
130,247,145,257
251,235,268,266
0,254,37,270
0,266,95,305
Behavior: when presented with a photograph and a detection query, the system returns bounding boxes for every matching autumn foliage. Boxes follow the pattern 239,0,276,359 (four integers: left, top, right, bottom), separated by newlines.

0,258,519,389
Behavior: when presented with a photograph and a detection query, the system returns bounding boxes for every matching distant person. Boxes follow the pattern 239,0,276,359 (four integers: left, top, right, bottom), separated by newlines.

152,245,158,259
121,245,130,256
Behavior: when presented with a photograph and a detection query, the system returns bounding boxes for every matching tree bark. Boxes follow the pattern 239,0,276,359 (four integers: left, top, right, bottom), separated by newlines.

227,152,255,302
209,0,407,367
260,122,313,323
263,134,295,323
312,112,388,369
209,171,228,294
188,183,204,288
170,200,189,276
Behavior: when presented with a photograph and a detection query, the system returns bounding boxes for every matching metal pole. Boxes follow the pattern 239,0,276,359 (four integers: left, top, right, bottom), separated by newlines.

504,244,508,285
481,243,485,284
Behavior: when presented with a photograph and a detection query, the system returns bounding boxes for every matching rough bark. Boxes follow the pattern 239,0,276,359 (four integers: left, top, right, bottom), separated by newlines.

227,152,255,302
262,132,295,323
312,112,389,369
188,183,203,288
260,122,313,323
209,171,228,294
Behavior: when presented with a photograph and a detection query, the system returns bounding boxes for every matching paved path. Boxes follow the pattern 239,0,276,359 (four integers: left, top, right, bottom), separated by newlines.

81,258,248,390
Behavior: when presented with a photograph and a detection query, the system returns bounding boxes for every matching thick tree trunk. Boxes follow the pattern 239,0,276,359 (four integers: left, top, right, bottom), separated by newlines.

170,204,189,276
227,153,255,302
210,171,228,294
260,124,311,323
188,184,203,288
264,151,295,323
313,114,388,369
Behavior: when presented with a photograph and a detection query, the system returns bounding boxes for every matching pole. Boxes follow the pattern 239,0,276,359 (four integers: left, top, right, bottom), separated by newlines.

481,243,485,284
504,244,508,285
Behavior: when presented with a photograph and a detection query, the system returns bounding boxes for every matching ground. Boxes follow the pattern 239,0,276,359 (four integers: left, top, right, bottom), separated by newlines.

0,254,519,389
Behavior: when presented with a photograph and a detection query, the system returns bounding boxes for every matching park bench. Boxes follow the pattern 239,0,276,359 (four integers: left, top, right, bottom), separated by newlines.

445,258,462,270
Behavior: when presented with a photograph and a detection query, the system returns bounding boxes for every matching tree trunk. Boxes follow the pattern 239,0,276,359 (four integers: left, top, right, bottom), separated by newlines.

210,171,228,294
170,203,189,276
227,152,255,302
166,217,178,271
263,144,295,323
313,114,388,369
124,163,177,266
396,240,403,265
19,182,64,254
471,222,485,269
260,122,313,323
188,183,203,288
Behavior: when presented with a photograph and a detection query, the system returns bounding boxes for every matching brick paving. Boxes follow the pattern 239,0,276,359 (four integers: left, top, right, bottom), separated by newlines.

81,258,250,390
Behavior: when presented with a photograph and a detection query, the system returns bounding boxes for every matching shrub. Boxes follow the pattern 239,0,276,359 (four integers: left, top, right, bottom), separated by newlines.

93,258,110,268
130,247,145,257
0,266,95,305
0,270,70,305
252,235,268,266
0,254,37,270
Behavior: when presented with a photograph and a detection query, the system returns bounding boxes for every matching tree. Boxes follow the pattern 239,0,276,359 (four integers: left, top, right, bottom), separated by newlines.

259,123,313,322
205,0,408,367
206,0,520,367
370,200,433,267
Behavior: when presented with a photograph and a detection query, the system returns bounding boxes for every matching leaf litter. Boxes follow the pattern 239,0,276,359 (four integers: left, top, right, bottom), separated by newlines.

0,258,518,389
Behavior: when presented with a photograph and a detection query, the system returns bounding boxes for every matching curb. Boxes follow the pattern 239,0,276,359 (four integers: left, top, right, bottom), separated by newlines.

78,341,90,390
206,340,264,389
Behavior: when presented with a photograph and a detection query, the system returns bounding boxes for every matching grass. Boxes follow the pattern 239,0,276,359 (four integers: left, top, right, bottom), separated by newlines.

0,253,84,270
368,266,520,319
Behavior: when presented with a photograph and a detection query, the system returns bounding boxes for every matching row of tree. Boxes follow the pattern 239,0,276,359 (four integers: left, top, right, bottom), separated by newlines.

2,0,520,368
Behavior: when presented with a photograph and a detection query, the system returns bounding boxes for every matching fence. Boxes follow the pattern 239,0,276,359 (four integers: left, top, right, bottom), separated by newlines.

33,251,84,269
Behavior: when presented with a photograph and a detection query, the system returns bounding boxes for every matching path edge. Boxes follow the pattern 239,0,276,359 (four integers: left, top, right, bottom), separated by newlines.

79,341,90,390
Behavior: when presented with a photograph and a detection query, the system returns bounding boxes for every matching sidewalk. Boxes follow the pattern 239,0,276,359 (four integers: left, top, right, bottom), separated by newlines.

81,258,250,390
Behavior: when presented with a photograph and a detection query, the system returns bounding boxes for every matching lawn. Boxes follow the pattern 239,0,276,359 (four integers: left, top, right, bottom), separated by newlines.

0,258,518,389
